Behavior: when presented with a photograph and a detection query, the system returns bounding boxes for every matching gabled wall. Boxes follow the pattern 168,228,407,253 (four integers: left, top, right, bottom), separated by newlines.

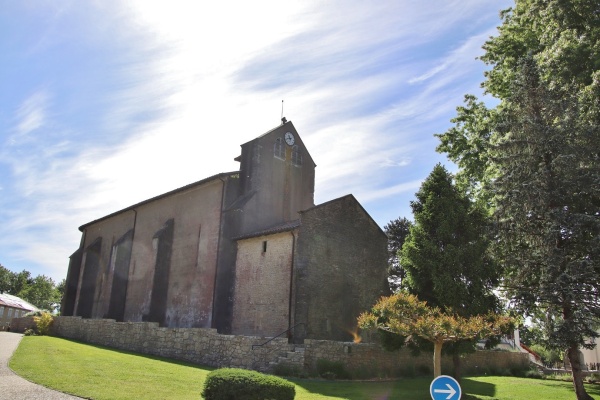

293,195,389,342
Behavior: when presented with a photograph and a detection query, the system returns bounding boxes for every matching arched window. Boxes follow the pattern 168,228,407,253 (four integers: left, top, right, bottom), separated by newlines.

292,145,302,166
274,137,285,160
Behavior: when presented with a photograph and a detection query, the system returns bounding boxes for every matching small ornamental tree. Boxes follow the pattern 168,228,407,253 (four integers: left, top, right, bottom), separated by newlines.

33,312,54,336
358,292,514,377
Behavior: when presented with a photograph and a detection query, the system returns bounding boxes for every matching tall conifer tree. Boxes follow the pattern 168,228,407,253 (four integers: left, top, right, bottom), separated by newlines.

400,164,500,378
494,58,600,400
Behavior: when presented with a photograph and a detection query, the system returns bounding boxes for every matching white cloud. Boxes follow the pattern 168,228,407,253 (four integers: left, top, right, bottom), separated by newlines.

357,179,423,203
13,90,49,138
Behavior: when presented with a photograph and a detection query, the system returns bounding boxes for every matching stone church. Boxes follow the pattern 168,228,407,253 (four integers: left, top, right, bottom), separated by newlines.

62,120,389,343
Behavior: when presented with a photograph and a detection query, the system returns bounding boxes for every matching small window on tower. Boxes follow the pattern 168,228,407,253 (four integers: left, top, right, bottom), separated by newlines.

274,138,285,160
292,145,302,166
262,241,267,253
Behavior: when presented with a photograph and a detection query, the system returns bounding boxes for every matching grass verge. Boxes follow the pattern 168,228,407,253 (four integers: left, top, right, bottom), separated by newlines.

9,335,600,399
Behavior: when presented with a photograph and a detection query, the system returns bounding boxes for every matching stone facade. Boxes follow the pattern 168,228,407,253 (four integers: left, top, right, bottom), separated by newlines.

232,232,295,337
62,121,389,343
294,195,389,343
46,316,529,378
9,316,36,332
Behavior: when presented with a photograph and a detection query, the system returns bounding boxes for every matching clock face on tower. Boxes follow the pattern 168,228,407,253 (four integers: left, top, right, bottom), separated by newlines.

284,132,295,146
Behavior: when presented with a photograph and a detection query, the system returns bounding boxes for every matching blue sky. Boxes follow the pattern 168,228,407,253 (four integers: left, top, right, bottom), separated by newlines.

0,1,511,283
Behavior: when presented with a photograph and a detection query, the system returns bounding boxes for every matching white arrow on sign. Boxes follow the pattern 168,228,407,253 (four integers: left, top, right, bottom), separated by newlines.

433,383,457,400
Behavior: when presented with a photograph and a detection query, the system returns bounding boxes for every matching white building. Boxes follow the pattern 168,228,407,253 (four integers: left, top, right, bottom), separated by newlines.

0,292,38,330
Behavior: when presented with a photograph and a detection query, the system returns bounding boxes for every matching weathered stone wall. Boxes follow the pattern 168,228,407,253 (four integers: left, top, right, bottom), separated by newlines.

303,339,530,378
47,316,529,378
294,195,390,342
232,232,294,337
64,177,229,330
10,316,36,333
51,316,293,372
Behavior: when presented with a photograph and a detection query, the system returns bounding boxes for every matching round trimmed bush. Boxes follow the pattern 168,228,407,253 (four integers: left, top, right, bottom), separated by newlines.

201,368,295,400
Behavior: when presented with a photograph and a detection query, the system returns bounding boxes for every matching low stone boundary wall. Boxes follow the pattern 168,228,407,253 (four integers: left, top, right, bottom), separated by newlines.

304,338,529,378
51,316,292,372
13,316,529,378
10,316,36,333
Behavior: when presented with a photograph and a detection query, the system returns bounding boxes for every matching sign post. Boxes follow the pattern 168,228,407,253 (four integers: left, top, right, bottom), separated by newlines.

430,375,461,400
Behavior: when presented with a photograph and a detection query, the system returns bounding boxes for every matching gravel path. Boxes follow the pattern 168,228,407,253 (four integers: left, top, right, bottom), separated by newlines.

0,332,84,400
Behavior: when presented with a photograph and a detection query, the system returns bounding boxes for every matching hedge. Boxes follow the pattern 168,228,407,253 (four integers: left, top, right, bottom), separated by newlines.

201,368,295,400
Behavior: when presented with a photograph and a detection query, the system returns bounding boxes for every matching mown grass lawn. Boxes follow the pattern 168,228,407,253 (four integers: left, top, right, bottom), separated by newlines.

9,335,600,399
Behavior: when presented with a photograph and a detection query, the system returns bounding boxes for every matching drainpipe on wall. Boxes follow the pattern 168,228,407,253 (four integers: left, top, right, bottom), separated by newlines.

73,228,87,316
123,208,138,319
288,230,297,341
211,176,228,329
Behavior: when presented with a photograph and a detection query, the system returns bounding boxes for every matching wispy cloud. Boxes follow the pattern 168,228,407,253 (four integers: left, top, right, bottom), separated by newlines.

13,91,49,139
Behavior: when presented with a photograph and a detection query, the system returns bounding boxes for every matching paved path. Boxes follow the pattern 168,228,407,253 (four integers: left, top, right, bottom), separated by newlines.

0,332,84,400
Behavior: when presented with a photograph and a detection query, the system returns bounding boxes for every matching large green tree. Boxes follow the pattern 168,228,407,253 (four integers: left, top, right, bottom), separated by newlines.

400,164,501,379
383,217,412,292
0,264,12,293
437,2,600,398
0,264,62,312
494,58,600,400
19,275,61,311
437,0,600,202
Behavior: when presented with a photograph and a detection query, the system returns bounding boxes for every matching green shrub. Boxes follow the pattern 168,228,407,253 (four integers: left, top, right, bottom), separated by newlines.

524,369,544,379
400,363,416,378
23,328,36,336
33,312,54,336
201,368,295,400
272,363,305,378
315,359,351,380
24,310,52,317
416,364,431,376
585,373,600,383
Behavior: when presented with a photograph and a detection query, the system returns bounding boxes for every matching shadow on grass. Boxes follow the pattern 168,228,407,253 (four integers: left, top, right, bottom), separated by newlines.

290,376,498,400
52,336,215,371
583,383,600,397
461,378,496,398
537,379,600,397
291,377,447,400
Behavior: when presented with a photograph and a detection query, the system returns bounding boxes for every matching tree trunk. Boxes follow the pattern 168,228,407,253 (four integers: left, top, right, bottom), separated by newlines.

452,352,462,383
433,340,443,378
567,345,593,400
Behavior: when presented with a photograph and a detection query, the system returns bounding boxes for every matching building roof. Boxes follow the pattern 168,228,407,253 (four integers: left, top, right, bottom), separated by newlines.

0,293,39,312
241,119,294,146
234,220,301,240
79,171,238,231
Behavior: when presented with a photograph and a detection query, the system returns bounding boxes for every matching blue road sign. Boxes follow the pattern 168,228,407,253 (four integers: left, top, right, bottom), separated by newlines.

430,375,461,400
